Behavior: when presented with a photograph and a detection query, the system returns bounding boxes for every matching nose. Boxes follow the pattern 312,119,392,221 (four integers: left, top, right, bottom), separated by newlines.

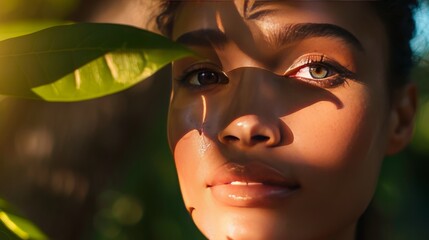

218,115,281,148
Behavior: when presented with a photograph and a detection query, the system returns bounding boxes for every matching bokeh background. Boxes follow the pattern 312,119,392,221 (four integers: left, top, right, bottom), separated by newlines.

0,0,428,239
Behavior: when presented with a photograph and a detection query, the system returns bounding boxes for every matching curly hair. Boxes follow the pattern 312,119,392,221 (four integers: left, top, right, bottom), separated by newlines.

156,0,419,89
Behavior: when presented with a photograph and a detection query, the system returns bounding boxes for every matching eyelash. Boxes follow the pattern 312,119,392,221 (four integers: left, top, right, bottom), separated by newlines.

285,55,355,88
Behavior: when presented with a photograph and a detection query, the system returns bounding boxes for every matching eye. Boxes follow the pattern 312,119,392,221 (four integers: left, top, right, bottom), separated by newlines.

293,64,333,80
189,70,221,86
285,54,357,88
182,68,228,87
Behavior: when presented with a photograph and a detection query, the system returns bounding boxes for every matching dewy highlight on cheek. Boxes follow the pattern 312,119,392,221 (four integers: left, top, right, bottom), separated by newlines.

199,95,210,156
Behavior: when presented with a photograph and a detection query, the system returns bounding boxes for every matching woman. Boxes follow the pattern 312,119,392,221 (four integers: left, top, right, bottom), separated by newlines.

157,1,418,239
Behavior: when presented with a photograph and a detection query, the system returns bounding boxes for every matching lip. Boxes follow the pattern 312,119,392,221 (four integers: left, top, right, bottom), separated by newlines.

207,162,300,207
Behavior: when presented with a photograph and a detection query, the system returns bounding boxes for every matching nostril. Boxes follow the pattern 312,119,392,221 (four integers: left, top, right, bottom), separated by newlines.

223,135,240,142
218,115,282,147
251,135,270,142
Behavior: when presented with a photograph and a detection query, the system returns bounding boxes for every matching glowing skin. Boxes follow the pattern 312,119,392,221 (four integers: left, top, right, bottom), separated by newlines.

167,1,416,240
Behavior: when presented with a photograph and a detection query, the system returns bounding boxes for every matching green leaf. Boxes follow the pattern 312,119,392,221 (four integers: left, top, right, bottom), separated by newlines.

0,198,48,240
0,21,68,102
0,21,69,41
0,23,193,102
0,211,48,240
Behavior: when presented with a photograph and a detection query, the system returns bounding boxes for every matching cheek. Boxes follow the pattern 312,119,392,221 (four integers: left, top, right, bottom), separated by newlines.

167,89,206,150
289,83,386,168
172,130,203,203
168,90,213,207
284,84,387,225
171,128,223,239
292,101,370,168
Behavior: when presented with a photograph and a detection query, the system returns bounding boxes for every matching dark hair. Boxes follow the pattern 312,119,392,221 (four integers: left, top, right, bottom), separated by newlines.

156,1,180,37
373,0,419,88
156,0,419,89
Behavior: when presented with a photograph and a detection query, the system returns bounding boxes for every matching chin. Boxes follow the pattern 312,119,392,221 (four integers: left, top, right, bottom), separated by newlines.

192,201,358,240
194,206,298,240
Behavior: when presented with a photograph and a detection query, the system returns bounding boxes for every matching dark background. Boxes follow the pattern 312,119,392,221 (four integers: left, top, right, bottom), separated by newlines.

0,0,428,239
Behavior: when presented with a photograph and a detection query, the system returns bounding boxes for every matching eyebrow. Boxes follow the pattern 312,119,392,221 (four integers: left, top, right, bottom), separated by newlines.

270,23,363,51
176,23,364,52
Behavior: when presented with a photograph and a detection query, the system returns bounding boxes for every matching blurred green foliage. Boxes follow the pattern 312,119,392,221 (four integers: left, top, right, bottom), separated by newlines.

0,0,204,239
0,198,48,240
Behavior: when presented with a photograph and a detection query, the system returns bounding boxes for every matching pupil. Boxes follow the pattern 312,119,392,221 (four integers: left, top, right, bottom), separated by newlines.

198,71,218,84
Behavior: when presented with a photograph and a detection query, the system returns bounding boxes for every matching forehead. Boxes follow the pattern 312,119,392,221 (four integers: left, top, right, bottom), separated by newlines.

172,1,387,54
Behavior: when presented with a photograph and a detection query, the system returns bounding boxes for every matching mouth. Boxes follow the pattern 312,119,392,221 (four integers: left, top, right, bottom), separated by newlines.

207,162,300,207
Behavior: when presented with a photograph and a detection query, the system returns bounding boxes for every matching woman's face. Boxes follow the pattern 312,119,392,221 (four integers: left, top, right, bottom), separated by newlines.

168,1,392,239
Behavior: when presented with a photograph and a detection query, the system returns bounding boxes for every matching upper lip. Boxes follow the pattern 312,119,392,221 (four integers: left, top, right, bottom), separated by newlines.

207,162,300,188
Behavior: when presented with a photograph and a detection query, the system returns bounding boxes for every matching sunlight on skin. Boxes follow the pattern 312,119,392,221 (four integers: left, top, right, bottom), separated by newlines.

202,95,207,126
199,95,211,156
215,12,225,34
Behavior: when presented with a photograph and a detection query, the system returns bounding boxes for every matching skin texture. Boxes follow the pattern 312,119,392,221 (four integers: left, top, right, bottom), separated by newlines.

167,1,417,240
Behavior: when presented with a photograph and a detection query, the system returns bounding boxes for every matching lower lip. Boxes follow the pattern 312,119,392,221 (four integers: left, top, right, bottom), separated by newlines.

210,184,298,207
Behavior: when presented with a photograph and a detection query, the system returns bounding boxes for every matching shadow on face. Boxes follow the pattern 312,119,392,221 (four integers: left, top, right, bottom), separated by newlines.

169,66,344,149
166,1,394,239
